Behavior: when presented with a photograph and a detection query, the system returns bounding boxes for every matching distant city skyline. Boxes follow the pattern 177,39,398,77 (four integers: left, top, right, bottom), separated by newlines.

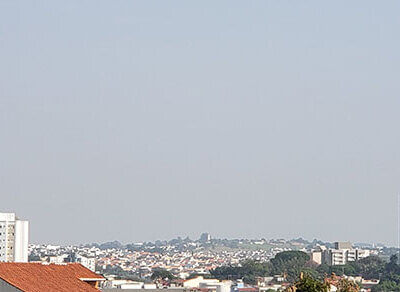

1,0,399,246
28,235,388,284
31,233,392,249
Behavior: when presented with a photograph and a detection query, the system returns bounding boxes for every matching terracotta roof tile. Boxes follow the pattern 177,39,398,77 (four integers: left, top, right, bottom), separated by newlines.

0,263,104,292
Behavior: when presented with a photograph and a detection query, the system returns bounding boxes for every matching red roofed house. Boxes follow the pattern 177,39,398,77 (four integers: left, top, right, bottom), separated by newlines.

0,262,105,292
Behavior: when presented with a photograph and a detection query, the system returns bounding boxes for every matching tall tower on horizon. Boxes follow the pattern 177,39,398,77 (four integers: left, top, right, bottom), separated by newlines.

0,212,29,263
199,233,211,243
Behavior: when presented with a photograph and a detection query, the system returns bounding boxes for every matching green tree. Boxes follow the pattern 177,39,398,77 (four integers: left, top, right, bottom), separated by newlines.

372,280,400,292
355,256,384,279
287,274,329,292
151,268,175,280
271,251,310,281
210,260,271,284
336,278,360,292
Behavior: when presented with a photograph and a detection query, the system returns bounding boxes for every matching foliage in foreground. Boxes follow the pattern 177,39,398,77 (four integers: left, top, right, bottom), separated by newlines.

286,273,359,292
286,274,329,292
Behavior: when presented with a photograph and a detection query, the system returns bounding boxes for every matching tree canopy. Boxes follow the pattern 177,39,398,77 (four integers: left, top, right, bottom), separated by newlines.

151,268,175,280
211,251,400,291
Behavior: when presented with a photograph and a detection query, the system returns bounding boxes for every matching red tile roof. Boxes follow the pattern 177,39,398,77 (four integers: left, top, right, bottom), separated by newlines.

0,263,104,292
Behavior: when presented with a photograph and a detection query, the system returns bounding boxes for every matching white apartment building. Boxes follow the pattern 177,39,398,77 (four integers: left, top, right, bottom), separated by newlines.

327,249,347,266
0,212,29,262
323,242,370,266
76,254,96,272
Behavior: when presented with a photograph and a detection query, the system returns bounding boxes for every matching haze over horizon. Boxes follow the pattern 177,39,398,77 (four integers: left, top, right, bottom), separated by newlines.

1,1,399,246
36,235,391,249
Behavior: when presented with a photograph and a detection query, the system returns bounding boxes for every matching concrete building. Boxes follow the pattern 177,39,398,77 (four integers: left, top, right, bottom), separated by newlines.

310,251,322,265
0,213,29,263
322,242,370,266
102,279,145,289
310,245,327,265
356,249,371,260
199,281,232,292
334,242,352,250
183,276,219,288
326,249,347,266
76,254,96,272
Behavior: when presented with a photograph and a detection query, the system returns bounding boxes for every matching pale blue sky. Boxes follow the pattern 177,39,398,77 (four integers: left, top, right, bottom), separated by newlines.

1,1,399,245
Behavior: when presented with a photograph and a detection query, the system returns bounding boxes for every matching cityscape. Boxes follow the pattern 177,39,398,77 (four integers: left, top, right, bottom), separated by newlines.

1,211,400,291
1,0,399,291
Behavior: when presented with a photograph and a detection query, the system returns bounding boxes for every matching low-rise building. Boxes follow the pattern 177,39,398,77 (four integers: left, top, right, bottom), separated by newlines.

183,276,219,288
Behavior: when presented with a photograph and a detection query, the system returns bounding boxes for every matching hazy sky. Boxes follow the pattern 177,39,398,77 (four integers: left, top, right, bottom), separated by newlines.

1,1,399,246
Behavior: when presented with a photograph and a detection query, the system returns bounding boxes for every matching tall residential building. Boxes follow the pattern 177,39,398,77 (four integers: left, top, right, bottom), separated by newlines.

0,212,29,262
322,242,370,266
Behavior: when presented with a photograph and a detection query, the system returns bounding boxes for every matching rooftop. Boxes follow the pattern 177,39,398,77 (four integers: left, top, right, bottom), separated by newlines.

0,263,104,292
